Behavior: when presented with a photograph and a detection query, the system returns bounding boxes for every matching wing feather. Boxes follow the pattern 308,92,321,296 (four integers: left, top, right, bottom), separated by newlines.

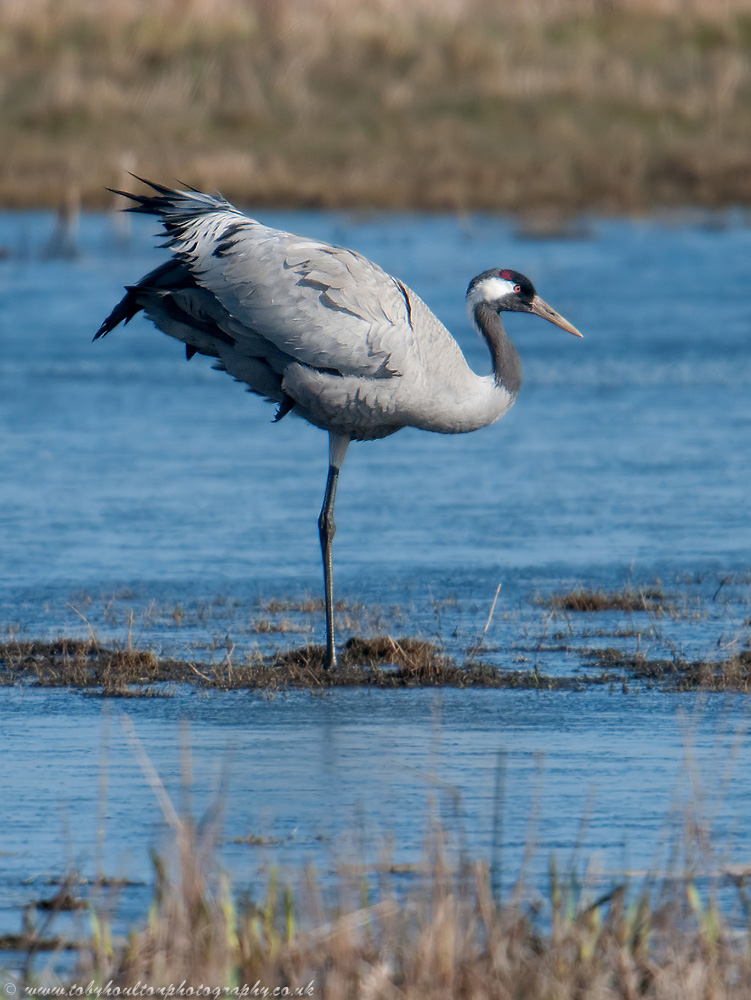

154,200,419,378
96,182,484,439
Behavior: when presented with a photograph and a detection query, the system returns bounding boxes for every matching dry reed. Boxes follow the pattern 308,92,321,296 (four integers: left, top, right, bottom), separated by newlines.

3,0,751,210
19,799,751,999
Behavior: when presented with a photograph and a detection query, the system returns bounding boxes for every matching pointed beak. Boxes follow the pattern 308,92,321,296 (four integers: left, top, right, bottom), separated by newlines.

528,295,583,338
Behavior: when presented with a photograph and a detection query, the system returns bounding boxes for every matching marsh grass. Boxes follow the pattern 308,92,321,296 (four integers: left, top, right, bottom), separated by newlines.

547,586,671,613
11,779,751,998
4,0,751,210
0,638,196,694
3,629,751,691
0,635,579,691
586,646,751,692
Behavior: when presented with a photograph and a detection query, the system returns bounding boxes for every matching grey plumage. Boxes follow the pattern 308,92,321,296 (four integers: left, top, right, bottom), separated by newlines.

96,179,582,668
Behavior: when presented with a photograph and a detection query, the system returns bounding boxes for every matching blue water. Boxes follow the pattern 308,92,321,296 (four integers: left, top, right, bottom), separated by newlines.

2,209,751,662
1,687,749,941
1,208,751,963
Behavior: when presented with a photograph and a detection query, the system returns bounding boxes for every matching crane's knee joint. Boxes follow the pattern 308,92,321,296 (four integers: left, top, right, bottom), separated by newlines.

318,510,336,544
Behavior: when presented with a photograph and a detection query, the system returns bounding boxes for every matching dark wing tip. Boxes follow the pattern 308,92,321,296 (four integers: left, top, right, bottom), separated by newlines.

127,173,176,194
94,287,142,340
107,176,184,215
93,313,120,340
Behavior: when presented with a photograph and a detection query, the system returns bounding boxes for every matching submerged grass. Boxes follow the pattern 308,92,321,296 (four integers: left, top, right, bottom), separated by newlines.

4,0,751,211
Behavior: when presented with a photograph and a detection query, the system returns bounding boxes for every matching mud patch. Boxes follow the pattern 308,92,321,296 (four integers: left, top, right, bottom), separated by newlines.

35,891,87,912
0,932,73,952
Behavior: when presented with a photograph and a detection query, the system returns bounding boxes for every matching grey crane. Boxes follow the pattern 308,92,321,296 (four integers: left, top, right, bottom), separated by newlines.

95,179,582,669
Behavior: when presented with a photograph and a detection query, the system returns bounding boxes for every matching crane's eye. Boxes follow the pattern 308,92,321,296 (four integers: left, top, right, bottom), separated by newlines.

513,283,521,293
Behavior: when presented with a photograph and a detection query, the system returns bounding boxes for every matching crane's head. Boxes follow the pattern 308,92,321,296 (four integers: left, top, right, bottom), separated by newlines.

466,269,582,337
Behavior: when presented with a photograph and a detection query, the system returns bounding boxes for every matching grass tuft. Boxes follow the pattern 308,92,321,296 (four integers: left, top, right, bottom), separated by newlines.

0,638,192,694
547,586,669,612
585,647,751,691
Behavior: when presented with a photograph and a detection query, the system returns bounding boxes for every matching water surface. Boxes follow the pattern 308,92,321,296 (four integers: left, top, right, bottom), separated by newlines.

1,207,751,953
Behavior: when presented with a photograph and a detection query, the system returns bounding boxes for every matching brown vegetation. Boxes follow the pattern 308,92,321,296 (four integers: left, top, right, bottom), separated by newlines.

13,807,751,999
3,0,751,211
0,636,578,691
586,646,751,691
0,638,196,695
548,586,669,612
3,631,751,692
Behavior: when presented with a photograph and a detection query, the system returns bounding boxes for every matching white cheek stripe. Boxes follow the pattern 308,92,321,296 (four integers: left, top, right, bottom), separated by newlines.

466,276,516,316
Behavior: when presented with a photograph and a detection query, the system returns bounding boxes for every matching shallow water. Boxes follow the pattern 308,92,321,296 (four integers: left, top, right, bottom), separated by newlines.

1,208,751,951
2,209,751,660
1,685,750,942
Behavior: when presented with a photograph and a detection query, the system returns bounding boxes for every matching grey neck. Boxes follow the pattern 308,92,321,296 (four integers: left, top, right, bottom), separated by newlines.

473,303,522,398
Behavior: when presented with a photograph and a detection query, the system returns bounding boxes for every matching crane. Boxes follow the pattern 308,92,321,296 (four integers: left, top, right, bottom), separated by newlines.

95,179,582,670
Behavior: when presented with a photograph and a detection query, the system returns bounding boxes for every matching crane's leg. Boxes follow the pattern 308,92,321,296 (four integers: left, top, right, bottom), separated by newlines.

319,433,349,670
319,467,339,669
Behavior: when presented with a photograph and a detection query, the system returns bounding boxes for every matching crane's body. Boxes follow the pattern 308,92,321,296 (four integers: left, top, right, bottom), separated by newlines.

96,179,582,669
